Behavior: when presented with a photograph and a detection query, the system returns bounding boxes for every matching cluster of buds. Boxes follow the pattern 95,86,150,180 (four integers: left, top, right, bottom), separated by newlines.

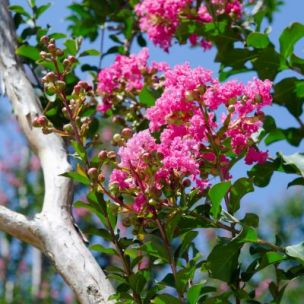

40,36,64,60
34,36,98,141
112,128,133,147
32,115,53,134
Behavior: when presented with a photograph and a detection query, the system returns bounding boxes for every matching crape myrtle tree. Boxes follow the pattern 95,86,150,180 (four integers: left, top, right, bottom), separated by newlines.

1,0,304,303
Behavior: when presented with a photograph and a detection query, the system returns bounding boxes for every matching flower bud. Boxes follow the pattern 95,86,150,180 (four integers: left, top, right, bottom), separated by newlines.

121,128,133,139
42,127,53,134
98,150,107,161
107,151,116,160
46,72,56,82
112,116,125,126
183,179,191,188
63,123,73,133
87,167,98,179
40,35,49,44
33,115,48,127
68,55,76,63
55,80,66,91
63,59,70,66
40,51,48,59
55,49,64,57
47,43,56,52
97,173,105,183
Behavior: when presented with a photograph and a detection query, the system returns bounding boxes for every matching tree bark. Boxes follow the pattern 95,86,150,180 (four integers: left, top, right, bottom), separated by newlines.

0,0,115,302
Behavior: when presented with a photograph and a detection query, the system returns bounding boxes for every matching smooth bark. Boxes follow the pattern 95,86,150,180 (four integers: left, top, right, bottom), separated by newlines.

0,1,115,302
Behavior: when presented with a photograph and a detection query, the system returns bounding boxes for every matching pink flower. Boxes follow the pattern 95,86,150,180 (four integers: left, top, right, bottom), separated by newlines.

132,193,147,212
135,0,192,51
110,169,130,190
200,40,213,51
245,147,268,165
198,5,213,22
118,130,158,169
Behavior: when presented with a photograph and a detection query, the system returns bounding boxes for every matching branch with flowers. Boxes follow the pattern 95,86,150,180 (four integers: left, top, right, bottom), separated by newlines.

2,0,304,303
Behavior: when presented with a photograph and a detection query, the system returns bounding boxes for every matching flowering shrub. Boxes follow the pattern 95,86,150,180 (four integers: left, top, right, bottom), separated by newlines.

108,60,271,215
97,48,169,114
6,0,304,303
135,0,247,51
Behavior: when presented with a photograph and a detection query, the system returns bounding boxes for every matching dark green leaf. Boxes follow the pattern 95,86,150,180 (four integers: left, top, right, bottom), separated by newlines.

230,178,254,213
207,240,241,282
288,177,304,188
274,77,304,117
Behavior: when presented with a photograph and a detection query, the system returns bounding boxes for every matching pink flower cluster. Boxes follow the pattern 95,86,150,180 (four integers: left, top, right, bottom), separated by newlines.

109,61,271,214
135,0,245,51
97,48,169,112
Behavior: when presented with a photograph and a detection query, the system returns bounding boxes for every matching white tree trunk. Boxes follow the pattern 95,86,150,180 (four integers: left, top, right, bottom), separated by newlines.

0,1,115,302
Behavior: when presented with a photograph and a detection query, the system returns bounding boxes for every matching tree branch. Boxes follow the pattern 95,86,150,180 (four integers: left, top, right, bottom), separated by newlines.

0,1,115,302
0,206,42,249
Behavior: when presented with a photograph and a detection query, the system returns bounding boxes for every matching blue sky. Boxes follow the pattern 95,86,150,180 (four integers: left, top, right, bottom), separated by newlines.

2,0,304,214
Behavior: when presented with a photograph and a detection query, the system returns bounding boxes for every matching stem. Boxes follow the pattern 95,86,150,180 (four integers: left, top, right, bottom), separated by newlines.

155,216,185,304
104,210,142,304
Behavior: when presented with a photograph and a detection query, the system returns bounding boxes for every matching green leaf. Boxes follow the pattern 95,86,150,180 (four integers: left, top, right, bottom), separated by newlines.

274,77,304,117
71,140,86,160
279,152,304,176
247,32,270,49
128,272,147,293
187,284,203,304
9,5,31,18
35,3,51,19
142,236,169,263
209,181,231,220
16,45,40,61
90,244,116,255
237,227,258,243
288,177,304,188
61,171,90,185
176,231,198,258
251,47,281,80
248,161,276,187
86,227,113,241
259,252,286,269
207,240,241,282
280,22,304,60
64,39,79,56
79,49,101,57
230,178,254,213
152,294,179,304
176,266,196,293
240,213,259,228
139,86,157,106
286,242,304,263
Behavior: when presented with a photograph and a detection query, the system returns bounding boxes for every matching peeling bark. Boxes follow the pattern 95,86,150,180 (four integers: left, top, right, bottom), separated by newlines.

0,0,115,302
